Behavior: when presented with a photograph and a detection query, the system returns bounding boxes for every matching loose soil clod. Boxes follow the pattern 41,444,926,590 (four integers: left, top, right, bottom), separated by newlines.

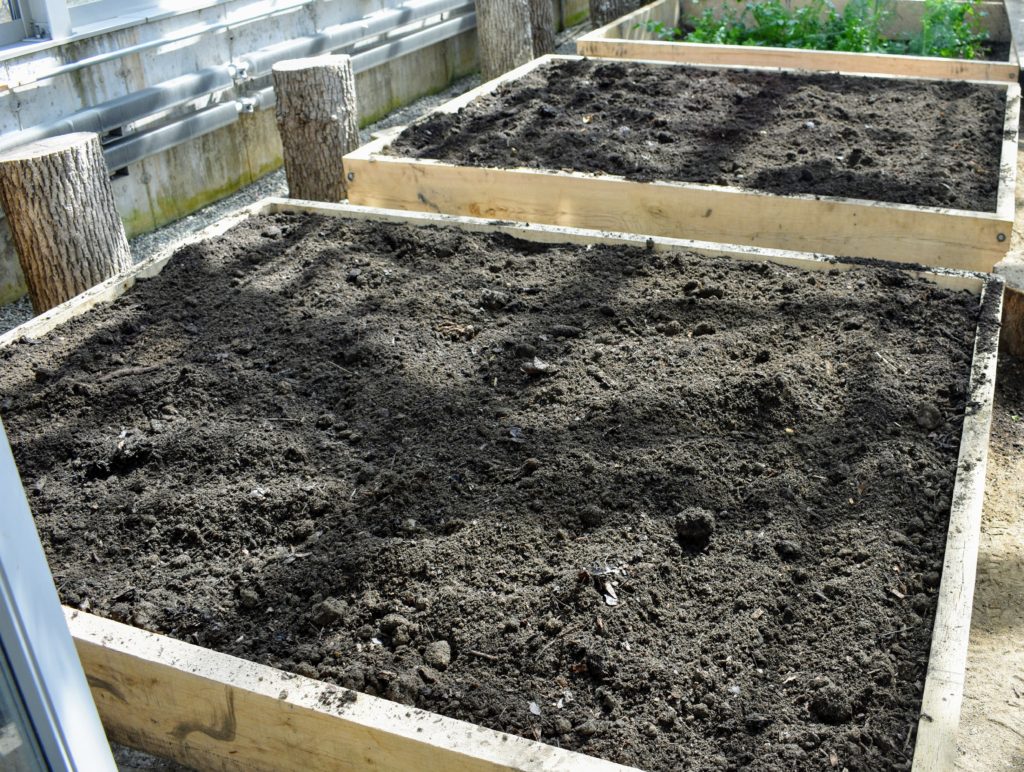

0,213,988,770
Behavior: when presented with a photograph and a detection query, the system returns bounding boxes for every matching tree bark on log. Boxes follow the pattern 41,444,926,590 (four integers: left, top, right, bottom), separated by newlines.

476,0,537,81
272,55,360,202
589,0,643,26
529,0,557,57
0,132,131,315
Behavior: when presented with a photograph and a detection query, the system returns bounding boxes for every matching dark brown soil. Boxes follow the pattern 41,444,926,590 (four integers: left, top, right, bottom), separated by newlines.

0,213,988,770
388,59,1006,212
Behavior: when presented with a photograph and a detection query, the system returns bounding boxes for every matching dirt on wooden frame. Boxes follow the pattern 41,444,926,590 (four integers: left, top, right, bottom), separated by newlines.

0,213,989,770
388,58,1007,212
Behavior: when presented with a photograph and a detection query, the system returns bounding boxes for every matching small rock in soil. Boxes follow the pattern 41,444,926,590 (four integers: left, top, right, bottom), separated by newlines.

675,507,716,546
522,357,556,376
553,717,573,735
914,401,943,430
238,588,260,609
775,539,803,561
549,324,583,338
576,719,602,737
423,640,452,670
809,683,853,724
693,322,716,337
312,597,347,627
481,289,508,309
744,713,773,732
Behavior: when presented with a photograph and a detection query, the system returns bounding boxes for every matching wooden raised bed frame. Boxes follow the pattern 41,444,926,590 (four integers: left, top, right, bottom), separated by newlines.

3,199,1001,772
576,0,1020,83
342,55,1020,273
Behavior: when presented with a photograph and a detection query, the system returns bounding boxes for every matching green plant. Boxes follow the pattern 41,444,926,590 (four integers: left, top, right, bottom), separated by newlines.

910,0,989,59
636,0,989,59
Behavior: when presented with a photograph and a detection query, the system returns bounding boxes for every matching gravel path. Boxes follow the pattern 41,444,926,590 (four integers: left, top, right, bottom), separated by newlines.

0,22,592,337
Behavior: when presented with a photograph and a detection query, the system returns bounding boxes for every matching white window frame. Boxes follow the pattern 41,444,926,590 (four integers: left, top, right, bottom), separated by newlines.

0,0,27,47
66,0,162,28
0,418,116,772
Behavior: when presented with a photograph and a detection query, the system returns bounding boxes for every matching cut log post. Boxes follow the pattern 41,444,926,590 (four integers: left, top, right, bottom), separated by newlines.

0,132,132,315
589,0,642,26
529,0,557,57
476,0,543,81
272,55,360,202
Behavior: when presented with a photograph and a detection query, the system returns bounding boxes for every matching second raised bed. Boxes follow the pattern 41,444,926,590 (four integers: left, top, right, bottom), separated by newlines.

575,0,1020,83
343,55,1019,272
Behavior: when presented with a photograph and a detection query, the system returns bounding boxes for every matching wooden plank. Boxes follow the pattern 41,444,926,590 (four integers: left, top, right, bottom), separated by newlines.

344,55,1017,270
577,0,1019,82
344,148,1012,272
0,199,995,771
997,85,1021,220
66,608,637,772
578,38,1020,82
911,278,1005,772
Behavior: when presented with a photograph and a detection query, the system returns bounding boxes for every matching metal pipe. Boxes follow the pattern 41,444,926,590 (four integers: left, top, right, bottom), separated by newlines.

6,0,314,90
99,8,476,169
237,0,470,78
244,10,477,112
350,11,475,73
0,67,234,154
102,101,242,171
0,0,475,179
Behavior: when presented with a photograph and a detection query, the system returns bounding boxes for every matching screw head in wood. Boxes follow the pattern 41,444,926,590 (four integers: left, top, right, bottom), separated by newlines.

347,172,355,182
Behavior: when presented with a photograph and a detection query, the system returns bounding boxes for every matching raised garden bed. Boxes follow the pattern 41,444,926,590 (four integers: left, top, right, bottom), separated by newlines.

576,0,1020,82
344,56,1020,272
0,199,1002,771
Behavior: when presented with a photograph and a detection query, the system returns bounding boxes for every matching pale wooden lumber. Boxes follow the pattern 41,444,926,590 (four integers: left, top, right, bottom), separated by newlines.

66,608,638,772
0,132,132,314
272,55,359,202
576,0,1019,82
343,55,1017,271
911,279,1005,771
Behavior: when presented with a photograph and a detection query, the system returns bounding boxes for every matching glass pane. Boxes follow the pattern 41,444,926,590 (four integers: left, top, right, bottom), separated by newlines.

0,1,19,24
0,643,46,772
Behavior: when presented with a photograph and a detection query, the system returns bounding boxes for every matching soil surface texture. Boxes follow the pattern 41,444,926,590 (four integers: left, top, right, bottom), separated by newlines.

388,59,1006,211
0,213,986,771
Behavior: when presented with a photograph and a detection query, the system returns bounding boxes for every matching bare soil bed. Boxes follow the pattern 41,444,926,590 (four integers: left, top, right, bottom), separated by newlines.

388,58,1006,211
0,213,988,770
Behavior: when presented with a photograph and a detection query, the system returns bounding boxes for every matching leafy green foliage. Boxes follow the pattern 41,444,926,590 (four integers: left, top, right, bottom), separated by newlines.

909,0,989,59
636,0,989,59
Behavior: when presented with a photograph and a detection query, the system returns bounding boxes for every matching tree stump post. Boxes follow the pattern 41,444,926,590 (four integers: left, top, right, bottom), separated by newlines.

589,0,641,26
0,132,132,315
529,0,557,58
476,0,555,82
272,55,360,202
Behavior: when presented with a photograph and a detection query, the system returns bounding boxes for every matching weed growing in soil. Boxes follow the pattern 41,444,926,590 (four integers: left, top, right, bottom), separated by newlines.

640,0,989,58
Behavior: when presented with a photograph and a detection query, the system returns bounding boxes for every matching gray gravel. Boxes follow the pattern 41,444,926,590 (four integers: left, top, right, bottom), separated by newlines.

0,72,486,335
0,23,593,336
